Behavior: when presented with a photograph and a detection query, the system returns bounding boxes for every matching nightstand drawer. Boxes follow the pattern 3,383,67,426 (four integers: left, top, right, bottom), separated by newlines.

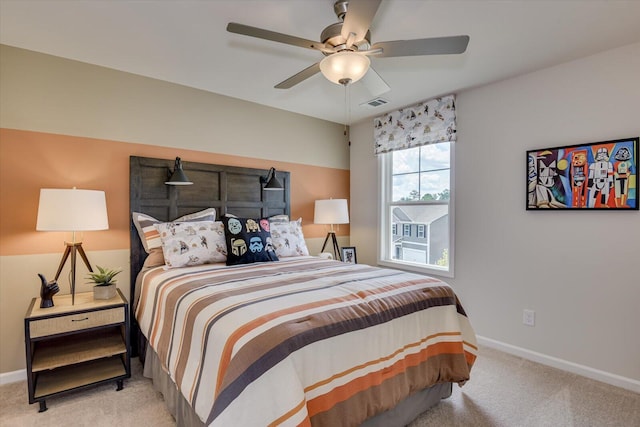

29,307,124,338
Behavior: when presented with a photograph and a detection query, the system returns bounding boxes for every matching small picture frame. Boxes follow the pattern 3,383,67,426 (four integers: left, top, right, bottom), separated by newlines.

341,246,357,264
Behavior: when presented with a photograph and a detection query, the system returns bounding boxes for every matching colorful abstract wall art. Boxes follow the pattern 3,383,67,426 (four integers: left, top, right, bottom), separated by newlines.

527,137,638,210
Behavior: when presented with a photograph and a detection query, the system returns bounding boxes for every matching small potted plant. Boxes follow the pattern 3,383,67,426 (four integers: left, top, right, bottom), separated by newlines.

86,266,122,300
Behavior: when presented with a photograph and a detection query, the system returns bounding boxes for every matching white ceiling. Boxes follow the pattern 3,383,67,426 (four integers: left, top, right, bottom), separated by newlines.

1,0,639,125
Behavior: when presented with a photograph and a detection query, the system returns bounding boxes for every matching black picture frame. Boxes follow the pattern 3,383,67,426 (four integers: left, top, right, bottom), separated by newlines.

341,247,357,264
526,137,638,210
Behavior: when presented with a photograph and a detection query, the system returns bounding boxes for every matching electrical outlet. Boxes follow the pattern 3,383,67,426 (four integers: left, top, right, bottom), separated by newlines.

523,309,535,326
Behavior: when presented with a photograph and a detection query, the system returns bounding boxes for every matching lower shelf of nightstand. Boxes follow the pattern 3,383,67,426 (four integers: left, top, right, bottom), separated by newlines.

34,356,126,398
32,329,126,372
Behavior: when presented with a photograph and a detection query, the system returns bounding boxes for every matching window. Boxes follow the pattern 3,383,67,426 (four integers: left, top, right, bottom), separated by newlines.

379,142,454,277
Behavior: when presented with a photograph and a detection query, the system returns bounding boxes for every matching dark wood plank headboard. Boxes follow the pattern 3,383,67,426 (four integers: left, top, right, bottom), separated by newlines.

129,156,290,354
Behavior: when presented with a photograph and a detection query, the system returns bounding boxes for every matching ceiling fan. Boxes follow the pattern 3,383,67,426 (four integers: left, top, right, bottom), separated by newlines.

227,0,469,95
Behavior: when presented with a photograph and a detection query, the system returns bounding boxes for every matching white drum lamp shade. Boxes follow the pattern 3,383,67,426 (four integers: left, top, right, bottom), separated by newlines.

37,188,109,231
314,199,350,225
314,199,349,261
36,188,109,306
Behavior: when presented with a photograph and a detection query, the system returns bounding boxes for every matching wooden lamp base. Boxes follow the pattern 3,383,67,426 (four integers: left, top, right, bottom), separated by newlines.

320,231,342,261
54,242,93,305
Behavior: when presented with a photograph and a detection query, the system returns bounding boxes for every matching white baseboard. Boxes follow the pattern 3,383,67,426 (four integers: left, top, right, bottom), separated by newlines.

477,335,640,394
0,368,26,385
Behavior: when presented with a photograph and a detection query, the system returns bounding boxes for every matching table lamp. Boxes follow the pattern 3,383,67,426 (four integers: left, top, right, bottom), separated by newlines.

36,188,109,304
314,199,349,261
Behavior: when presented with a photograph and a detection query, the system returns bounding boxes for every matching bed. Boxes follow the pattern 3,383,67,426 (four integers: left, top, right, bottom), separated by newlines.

129,156,477,427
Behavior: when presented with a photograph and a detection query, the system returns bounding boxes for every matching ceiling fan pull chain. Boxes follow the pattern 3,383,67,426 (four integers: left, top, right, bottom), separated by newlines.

344,81,351,147
344,82,348,134
347,83,351,126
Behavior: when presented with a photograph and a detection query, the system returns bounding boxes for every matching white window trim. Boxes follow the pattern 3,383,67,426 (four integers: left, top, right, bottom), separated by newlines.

377,144,456,279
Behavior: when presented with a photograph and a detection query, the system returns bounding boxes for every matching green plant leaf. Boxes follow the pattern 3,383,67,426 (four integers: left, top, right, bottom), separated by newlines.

85,265,122,286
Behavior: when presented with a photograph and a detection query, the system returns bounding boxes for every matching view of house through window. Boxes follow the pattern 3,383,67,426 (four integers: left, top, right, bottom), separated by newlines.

380,142,452,275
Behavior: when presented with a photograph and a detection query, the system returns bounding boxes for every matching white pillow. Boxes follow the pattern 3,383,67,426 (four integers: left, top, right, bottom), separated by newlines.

132,208,216,253
270,218,310,257
268,214,290,224
155,220,227,268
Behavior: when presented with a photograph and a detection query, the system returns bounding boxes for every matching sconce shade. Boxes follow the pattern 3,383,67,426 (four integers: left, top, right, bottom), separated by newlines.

262,167,284,191
165,157,193,185
314,199,350,225
36,188,109,231
319,52,370,85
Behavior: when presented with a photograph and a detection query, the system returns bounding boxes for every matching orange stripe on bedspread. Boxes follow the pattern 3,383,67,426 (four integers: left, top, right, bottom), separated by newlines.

268,398,310,427
213,292,357,396
148,268,226,345
305,332,461,394
464,343,477,366
213,277,443,397
306,340,464,417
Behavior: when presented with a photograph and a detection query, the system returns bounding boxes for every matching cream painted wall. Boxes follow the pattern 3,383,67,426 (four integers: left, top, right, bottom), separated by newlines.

350,42,640,384
0,45,350,375
0,45,348,170
349,127,379,266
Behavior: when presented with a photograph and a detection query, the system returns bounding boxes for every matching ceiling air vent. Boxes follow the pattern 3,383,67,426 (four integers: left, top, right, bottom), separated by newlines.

360,98,389,109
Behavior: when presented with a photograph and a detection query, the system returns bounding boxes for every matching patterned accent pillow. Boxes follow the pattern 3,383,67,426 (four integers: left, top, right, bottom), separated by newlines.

270,218,310,257
155,220,227,268
268,214,290,224
222,216,279,266
132,208,216,253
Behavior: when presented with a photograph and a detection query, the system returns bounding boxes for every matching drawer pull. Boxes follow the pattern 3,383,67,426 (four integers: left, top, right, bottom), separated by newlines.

72,317,89,322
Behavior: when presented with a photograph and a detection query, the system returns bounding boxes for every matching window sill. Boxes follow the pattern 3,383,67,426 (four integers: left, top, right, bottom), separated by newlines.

377,259,454,279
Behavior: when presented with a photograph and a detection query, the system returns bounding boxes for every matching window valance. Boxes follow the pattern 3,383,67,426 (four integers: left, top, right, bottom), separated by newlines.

374,94,457,155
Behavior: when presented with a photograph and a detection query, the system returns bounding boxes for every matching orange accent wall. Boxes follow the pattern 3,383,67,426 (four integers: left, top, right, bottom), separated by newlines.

0,128,350,256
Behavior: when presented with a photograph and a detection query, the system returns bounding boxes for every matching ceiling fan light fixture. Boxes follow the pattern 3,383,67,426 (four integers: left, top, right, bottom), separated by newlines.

319,51,370,85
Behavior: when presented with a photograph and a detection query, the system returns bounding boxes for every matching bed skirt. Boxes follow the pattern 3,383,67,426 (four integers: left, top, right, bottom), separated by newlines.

142,343,452,427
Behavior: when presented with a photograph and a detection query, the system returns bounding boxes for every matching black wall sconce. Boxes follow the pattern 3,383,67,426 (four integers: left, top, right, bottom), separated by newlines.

165,157,193,185
260,167,284,191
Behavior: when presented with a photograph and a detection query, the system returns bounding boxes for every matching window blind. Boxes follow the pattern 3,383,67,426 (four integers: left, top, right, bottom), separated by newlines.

374,94,457,155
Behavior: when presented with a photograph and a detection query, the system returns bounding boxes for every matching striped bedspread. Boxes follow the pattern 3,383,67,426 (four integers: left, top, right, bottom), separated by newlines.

136,257,477,426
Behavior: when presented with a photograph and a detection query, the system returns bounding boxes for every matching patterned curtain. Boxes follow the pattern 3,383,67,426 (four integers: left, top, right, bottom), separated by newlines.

374,94,457,155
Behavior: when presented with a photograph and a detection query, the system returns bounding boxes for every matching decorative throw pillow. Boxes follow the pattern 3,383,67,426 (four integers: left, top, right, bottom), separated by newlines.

222,216,279,266
270,218,310,257
142,248,166,268
155,220,227,268
268,214,290,224
132,208,216,253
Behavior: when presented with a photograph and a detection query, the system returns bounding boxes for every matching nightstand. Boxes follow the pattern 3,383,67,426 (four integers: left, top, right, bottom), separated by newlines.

24,289,131,412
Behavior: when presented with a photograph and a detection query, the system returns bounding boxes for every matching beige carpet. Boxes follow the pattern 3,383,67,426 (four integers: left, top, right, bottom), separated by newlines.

1,346,638,426
409,346,639,427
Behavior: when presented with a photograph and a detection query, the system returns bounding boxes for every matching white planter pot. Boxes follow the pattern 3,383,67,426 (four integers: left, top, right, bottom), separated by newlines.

93,284,117,300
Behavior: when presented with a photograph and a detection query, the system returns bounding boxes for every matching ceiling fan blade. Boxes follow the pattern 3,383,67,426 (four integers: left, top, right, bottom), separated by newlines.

227,22,326,51
274,62,321,89
341,0,382,43
372,35,470,58
360,66,390,96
